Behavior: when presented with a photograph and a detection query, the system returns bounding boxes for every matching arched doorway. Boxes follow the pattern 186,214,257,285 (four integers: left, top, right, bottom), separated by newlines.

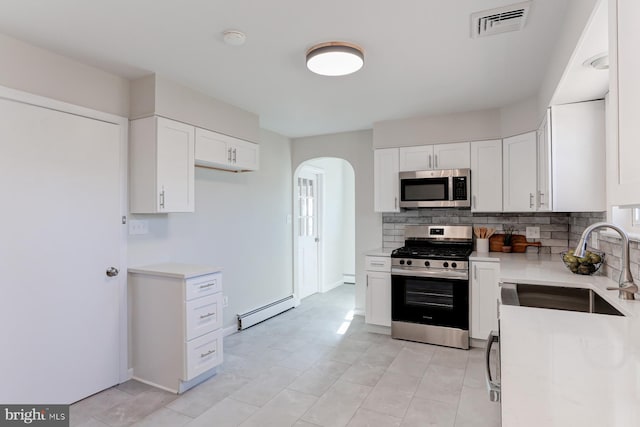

293,157,355,300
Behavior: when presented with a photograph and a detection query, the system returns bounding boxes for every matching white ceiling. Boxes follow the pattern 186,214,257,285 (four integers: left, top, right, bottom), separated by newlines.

0,0,579,138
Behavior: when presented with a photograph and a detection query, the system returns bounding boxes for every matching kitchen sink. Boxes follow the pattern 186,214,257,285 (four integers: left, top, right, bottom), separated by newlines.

501,283,624,316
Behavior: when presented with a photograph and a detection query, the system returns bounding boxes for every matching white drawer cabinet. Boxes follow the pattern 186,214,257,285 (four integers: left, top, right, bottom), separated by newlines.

129,263,224,394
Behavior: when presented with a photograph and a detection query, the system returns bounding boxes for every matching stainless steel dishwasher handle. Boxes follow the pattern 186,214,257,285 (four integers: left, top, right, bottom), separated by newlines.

485,330,501,402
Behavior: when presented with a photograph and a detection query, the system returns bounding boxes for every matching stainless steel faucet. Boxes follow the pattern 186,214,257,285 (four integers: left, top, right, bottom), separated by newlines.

574,222,637,300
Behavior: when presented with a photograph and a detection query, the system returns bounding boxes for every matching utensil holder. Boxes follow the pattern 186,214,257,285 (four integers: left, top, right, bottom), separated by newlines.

476,238,489,253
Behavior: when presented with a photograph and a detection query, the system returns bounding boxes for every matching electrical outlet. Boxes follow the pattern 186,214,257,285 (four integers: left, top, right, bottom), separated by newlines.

129,219,149,235
526,226,540,239
223,296,229,308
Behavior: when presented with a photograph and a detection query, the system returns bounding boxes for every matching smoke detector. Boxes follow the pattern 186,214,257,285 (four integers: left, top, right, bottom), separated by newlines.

223,30,246,46
471,1,532,38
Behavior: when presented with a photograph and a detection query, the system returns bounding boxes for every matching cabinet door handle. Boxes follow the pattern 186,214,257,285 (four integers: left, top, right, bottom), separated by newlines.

485,331,501,402
394,197,398,209
538,191,545,206
474,265,478,280
228,148,232,162
428,154,432,169
199,281,216,289
199,312,216,319
529,193,534,209
233,148,237,163
473,195,477,209
435,155,438,168
200,349,216,358
159,189,165,209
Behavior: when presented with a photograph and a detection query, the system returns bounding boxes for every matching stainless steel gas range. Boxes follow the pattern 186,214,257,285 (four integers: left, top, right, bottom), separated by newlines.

390,225,472,349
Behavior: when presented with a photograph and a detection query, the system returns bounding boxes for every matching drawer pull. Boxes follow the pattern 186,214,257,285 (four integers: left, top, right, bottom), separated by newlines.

199,281,216,289
200,349,216,358
199,312,216,319
370,262,385,266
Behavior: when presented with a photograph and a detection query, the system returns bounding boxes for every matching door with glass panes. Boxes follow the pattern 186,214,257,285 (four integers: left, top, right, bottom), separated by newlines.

298,170,320,298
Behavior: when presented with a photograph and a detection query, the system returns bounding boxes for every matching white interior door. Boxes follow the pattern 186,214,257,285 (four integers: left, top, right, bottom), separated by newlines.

297,171,320,299
0,97,123,404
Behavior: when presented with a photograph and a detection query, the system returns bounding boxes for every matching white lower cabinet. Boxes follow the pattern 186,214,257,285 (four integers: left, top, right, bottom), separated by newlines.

470,260,500,340
129,263,224,394
365,255,392,327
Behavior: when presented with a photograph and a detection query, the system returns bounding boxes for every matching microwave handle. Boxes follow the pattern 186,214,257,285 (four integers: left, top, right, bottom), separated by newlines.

448,177,454,201
485,330,501,402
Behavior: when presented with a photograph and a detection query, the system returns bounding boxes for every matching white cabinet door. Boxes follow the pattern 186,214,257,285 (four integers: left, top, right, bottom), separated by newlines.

608,0,640,207
195,127,228,167
536,112,553,211
433,142,470,169
470,139,502,212
157,117,195,212
374,148,400,212
470,261,500,340
399,145,433,171
551,101,606,212
366,272,391,327
503,132,537,212
232,138,260,171
130,116,195,213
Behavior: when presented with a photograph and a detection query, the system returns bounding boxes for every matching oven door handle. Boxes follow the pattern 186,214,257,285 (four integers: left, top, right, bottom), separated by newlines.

391,268,468,280
485,330,500,402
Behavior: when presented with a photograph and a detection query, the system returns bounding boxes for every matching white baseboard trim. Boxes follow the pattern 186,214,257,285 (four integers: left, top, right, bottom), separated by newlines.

353,308,365,316
343,274,355,284
323,279,345,293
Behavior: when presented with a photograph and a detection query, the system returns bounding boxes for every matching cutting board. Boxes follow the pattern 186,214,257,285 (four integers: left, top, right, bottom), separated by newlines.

489,234,541,252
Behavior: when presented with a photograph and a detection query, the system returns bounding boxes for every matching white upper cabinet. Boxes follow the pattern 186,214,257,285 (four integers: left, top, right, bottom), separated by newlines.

433,142,470,169
551,101,606,212
399,142,470,171
195,128,259,172
470,139,502,212
503,132,537,212
607,0,640,207
130,116,195,213
399,145,433,171
374,148,400,212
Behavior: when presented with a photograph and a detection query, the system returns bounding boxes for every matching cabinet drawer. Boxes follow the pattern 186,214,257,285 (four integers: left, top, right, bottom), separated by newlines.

365,256,391,272
185,272,222,301
185,293,223,341
185,329,223,380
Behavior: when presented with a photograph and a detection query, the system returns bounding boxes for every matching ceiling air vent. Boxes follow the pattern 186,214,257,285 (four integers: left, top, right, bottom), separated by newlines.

471,1,532,38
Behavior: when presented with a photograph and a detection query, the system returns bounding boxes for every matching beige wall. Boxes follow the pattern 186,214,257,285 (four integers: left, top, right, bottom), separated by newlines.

0,33,129,116
292,130,380,314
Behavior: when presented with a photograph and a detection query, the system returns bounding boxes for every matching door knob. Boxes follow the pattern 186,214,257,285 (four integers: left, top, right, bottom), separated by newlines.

106,267,119,277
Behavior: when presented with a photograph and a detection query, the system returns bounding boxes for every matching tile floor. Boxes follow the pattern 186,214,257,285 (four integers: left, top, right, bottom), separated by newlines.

71,285,500,427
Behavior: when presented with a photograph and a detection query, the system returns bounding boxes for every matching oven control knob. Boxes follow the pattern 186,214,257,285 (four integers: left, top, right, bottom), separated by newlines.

451,262,457,269
424,261,430,267
407,260,412,265
399,260,405,265
443,262,449,268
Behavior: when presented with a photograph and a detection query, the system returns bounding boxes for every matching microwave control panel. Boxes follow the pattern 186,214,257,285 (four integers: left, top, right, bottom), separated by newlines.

453,177,468,201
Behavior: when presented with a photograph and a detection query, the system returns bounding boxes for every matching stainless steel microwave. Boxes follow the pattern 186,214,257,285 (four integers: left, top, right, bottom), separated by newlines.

399,168,471,208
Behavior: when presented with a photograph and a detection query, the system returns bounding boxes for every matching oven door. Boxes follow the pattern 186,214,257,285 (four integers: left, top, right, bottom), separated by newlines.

391,272,469,330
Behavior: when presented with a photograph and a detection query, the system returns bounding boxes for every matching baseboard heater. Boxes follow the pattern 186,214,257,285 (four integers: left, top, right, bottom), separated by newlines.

237,295,296,330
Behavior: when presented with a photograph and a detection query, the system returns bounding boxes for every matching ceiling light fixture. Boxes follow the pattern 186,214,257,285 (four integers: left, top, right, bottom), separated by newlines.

583,52,609,70
306,42,364,76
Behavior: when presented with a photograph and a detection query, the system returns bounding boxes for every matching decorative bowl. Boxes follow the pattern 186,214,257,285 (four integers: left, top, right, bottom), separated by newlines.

561,250,605,275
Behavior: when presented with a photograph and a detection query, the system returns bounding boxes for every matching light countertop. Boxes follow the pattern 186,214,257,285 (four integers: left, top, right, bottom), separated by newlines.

364,247,397,257
128,262,222,279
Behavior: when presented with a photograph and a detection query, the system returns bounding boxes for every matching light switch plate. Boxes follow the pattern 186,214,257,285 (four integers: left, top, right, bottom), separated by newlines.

129,219,149,235
526,226,540,239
